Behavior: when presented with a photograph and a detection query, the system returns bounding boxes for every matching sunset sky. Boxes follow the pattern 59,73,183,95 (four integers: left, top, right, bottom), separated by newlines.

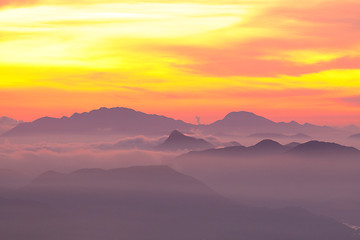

1,0,360,125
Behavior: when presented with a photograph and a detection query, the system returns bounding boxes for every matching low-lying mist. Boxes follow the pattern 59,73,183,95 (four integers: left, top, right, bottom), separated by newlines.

0,139,176,176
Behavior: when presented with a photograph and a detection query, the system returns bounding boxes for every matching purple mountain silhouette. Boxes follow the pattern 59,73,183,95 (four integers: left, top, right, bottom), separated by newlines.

156,130,214,151
2,107,192,136
11,165,355,240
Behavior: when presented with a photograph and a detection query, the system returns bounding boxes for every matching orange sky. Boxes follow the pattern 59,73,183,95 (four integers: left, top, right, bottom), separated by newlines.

1,0,360,125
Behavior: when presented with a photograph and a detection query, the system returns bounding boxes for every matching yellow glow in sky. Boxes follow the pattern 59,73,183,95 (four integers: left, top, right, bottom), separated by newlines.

1,0,360,125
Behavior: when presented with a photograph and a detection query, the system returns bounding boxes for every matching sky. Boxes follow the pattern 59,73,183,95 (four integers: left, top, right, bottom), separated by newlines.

1,0,360,125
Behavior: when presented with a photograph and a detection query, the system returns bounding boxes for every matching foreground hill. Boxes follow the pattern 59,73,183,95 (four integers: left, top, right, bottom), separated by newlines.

2,165,355,240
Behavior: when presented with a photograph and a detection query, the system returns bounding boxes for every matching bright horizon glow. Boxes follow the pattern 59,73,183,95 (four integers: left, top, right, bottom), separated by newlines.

1,0,360,126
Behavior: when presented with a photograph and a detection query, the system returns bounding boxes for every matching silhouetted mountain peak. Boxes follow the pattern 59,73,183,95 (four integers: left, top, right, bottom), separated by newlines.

157,130,214,151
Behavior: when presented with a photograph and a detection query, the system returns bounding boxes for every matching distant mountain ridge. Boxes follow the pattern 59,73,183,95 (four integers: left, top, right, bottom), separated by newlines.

1,107,343,137
182,139,360,159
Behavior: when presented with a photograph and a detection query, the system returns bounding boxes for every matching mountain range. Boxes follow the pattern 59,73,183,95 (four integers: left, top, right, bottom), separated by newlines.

1,107,345,137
